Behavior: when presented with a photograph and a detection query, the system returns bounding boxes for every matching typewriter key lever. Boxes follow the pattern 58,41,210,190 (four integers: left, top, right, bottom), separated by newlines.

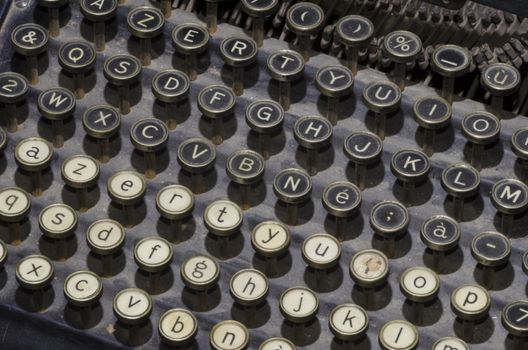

36,0,69,37
363,81,401,140
127,7,165,67
502,301,528,350
240,0,279,47
37,87,76,148
11,24,49,85
383,30,422,90
335,15,374,75
286,2,324,62
80,0,118,52
481,63,520,118
0,72,29,132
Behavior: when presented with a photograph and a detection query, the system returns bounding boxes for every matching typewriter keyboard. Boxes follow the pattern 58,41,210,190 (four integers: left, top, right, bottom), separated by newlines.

0,0,527,349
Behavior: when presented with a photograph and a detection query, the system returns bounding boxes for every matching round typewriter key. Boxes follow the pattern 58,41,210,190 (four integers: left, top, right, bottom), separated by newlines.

370,201,409,257
512,128,528,182
0,187,31,244
15,137,54,196
230,268,268,326
273,168,312,225
251,221,291,277
151,69,190,129
431,45,471,103
220,37,258,96
197,85,236,145
181,255,220,311
159,308,198,347
37,87,76,148
61,155,99,212
130,118,169,179
226,149,265,209
245,99,284,159
83,105,121,163
286,2,324,61
329,304,368,343
279,286,319,344
481,63,520,117
293,115,333,176
379,320,419,350
383,30,422,90
204,0,222,34
266,50,305,110
451,284,491,342
413,95,451,155
177,137,216,193
230,268,268,306
113,288,152,345
107,171,147,227
36,0,69,37
343,131,383,190
400,266,440,324
58,41,96,99
80,0,118,51
491,179,528,236
103,54,142,115
315,65,354,125
322,181,361,240
363,80,402,140
432,337,469,350
461,111,500,171
16,254,54,311
39,203,77,260
390,149,430,206
0,72,29,132
63,270,103,326
172,23,209,81
0,240,7,269
302,233,341,291
134,236,173,293
441,163,480,221
11,23,49,84
471,231,511,289
302,233,341,271
335,15,374,75
127,6,164,66
156,184,194,238
210,320,249,350
240,0,279,47
86,219,125,277
259,337,296,350
204,200,243,259
502,300,528,348
420,215,460,269
349,249,389,308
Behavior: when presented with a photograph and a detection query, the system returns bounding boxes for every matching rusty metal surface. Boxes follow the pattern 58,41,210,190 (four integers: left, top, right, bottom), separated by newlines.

0,1,526,349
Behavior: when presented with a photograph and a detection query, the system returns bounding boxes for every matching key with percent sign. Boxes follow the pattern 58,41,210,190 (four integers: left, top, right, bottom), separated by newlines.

383,30,422,90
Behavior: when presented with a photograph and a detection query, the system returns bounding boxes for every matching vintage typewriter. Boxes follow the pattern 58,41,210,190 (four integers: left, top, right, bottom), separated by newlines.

0,0,527,349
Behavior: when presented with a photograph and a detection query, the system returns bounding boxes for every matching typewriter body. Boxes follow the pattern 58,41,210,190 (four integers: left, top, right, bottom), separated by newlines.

0,0,527,349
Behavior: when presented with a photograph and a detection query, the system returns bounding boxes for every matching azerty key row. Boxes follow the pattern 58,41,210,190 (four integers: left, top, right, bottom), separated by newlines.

0,178,526,278
4,244,528,348
2,129,528,232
